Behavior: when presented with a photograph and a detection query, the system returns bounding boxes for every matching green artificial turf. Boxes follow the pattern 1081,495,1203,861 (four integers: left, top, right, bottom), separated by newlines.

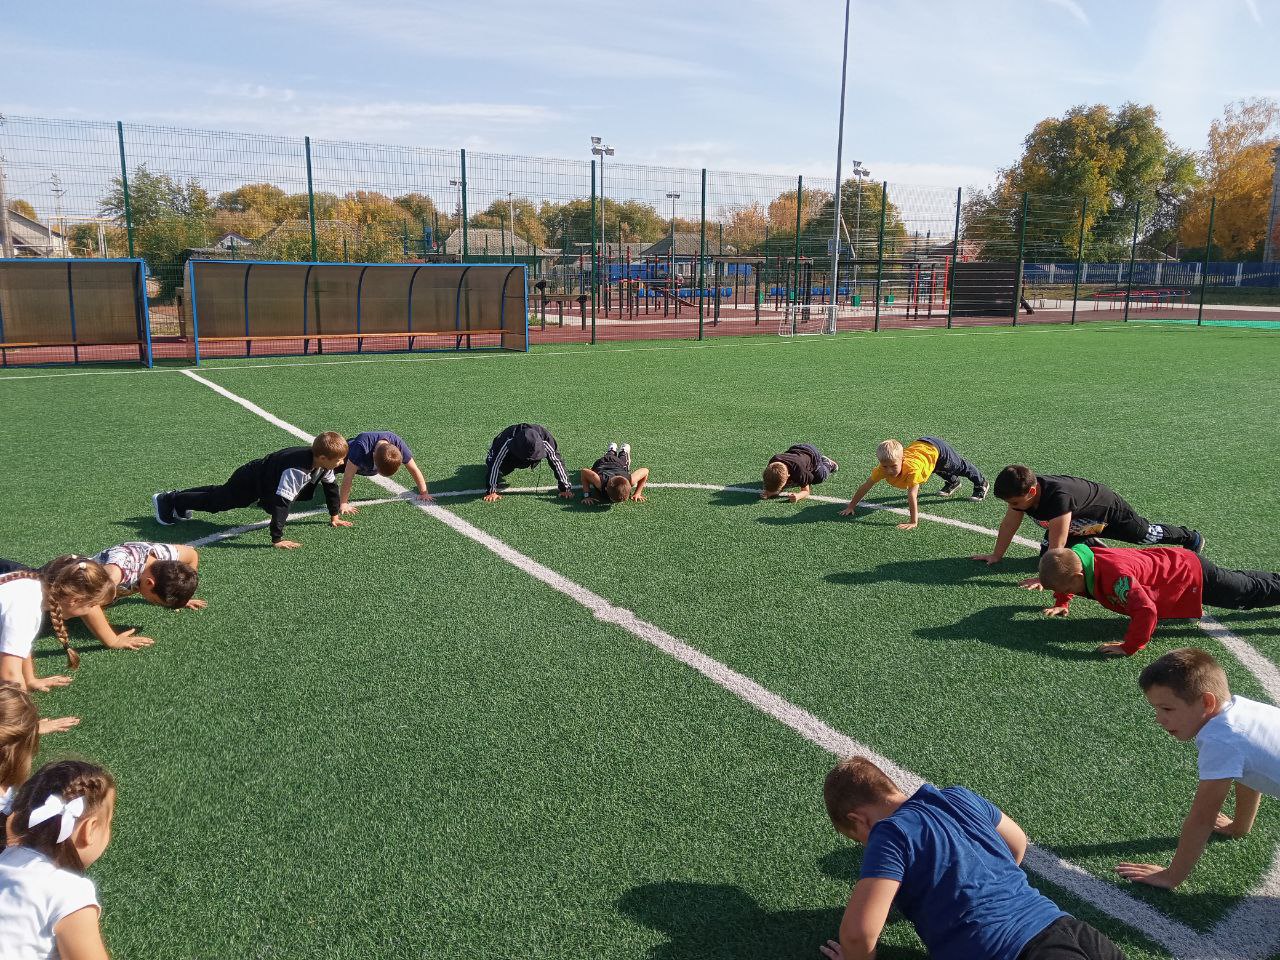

2,321,1278,959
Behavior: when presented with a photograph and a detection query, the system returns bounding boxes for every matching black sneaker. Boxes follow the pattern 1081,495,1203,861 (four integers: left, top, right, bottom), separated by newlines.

823,457,839,474
1187,530,1205,554
970,482,989,502
939,477,962,497
152,492,178,526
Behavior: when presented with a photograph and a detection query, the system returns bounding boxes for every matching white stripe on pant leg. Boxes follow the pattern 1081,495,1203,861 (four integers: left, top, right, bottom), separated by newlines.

1144,524,1164,544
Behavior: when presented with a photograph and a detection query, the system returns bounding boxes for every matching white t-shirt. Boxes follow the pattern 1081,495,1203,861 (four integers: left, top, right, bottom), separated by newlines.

92,541,180,594
0,846,99,960
1196,695,1280,797
0,579,44,660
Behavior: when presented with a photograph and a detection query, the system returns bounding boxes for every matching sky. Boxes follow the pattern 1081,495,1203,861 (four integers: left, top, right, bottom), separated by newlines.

2,0,1278,201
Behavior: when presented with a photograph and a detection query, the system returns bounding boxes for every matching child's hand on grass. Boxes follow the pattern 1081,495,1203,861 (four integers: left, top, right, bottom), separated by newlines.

330,517,353,528
1096,642,1130,657
557,489,574,499
106,629,155,650
819,940,845,960
30,676,73,692
1019,576,1043,590
838,505,855,516
416,491,435,503
897,521,917,530
274,540,303,549
971,553,1000,564
1043,605,1070,618
1214,813,1249,837
38,716,80,735
787,493,801,503
1115,862,1180,888
582,497,598,506
181,598,207,610
340,502,360,515
632,492,645,502
483,492,501,502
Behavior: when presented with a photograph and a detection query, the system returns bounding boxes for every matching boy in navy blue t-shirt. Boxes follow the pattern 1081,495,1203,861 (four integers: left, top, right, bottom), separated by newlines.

821,757,1125,960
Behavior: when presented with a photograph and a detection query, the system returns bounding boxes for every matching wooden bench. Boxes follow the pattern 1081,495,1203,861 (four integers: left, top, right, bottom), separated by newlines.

0,340,148,366
195,329,509,355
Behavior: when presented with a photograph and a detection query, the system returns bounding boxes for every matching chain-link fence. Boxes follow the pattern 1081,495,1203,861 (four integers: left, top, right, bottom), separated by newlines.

2,114,1278,364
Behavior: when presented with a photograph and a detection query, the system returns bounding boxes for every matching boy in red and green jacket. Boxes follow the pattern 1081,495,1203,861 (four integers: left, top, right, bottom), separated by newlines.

1035,545,1280,657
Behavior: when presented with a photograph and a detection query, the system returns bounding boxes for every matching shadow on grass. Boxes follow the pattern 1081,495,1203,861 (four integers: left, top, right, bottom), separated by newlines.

1050,834,1182,861
708,484,767,507
913,604,1115,661
616,880,921,960
825,555,1020,588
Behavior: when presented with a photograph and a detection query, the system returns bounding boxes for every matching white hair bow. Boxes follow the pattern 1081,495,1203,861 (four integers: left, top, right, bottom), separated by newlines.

28,794,86,843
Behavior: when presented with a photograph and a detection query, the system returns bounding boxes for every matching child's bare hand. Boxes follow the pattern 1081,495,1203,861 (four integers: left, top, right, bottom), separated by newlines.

330,517,353,528
1043,605,1070,618
416,491,435,503
1020,576,1043,590
631,492,645,502
557,489,574,499
182,598,207,610
1115,863,1179,888
1096,642,1131,657
582,497,598,506
38,716,80,735
760,491,773,500
274,540,303,550
897,521,917,530
787,493,801,503
30,676,73,692
838,505,856,516
340,502,360,515
819,940,845,960
971,553,1000,564
483,492,501,502
109,629,155,650
1214,813,1249,837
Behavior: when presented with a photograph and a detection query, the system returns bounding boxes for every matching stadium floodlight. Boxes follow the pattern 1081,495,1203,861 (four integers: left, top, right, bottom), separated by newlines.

827,0,853,334
591,137,615,270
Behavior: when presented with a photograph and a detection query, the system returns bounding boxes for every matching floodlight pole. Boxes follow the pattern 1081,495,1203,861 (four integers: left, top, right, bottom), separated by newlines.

827,0,853,334
0,151,13,259
591,137,614,301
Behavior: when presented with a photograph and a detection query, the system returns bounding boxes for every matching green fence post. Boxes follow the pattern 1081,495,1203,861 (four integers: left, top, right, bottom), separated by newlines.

1197,197,1216,326
304,136,318,261
698,168,707,340
590,159,598,344
460,149,469,259
421,217,429,258
115,121,135,258
873,182,887,332
1122,200,1141,322
792,175,803,334
1070,197,1087,325
946,186,961,328
1012,191,1029,326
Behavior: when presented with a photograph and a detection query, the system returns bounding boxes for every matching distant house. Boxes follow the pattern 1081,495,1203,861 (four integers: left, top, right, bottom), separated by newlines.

443,227,536,257
641,232,735,260
212,232,255,253
2,209,66,256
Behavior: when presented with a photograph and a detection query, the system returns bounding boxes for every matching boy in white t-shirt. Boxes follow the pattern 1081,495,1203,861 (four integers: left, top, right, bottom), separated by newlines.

79,541,203,650
1115,647,1280,889
0,759,116,960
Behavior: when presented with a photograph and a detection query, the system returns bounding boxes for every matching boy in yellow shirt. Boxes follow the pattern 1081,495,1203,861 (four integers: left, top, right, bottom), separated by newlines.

839,437,987,529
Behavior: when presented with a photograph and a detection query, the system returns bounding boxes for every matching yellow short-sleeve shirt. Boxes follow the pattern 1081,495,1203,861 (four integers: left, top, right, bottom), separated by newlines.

868,440,939,489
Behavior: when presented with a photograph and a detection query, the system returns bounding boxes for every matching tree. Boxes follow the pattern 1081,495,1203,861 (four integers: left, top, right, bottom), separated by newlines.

1179,98,1280,259
767,188,830,233
722,203,768,253
469,197,549,248
964,103,1198,260
7,199,38,220
99,165,212,295
215,183,290,222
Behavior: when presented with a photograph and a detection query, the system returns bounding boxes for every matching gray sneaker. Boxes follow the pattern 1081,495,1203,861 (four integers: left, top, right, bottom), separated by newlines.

970,482,989,502
152,492,178,525
939,477,963,497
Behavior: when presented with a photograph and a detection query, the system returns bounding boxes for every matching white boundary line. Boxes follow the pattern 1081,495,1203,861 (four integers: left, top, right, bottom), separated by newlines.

0,322,1145,382
175,369,1280,958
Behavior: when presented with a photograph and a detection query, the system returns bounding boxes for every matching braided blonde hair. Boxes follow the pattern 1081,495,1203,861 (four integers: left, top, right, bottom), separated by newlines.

0,555,115,670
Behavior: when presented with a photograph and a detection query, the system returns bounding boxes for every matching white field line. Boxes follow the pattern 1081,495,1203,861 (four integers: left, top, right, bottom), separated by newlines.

179,371,1280,959
0,322,1143,382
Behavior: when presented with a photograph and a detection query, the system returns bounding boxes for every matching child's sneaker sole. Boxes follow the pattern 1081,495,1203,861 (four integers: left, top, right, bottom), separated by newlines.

970,483,989,502
152,492,174,526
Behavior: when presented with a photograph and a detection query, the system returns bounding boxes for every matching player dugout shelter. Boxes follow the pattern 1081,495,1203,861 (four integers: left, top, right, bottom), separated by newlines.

0,258,154,367
185,260,528,361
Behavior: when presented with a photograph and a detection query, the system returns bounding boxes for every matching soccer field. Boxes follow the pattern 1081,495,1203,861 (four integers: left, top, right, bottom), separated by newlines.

4,322,1279,960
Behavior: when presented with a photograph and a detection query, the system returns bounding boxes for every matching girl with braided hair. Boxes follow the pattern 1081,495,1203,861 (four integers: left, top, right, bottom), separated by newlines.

0,759,117,958
0,556,115,693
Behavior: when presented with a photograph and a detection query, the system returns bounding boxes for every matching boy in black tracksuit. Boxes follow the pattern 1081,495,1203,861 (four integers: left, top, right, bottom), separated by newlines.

484,424,572,502
973,465,1203,570
152,432,350,549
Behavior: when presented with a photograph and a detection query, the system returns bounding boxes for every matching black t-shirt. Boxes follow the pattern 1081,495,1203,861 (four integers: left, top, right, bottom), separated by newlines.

591,453,630,489
1024,474,1133,536
769,445,819,488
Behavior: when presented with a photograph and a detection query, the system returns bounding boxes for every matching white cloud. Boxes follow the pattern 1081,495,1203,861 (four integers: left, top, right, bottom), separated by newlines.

208,83,297,103
1044,0,1091,26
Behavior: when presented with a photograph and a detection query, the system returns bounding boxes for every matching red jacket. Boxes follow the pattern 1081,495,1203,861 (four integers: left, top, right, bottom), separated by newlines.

1054,545,1204,654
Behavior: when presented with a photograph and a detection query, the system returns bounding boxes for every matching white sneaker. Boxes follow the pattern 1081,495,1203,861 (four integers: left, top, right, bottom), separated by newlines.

621,443,632,467
607,442,618,455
